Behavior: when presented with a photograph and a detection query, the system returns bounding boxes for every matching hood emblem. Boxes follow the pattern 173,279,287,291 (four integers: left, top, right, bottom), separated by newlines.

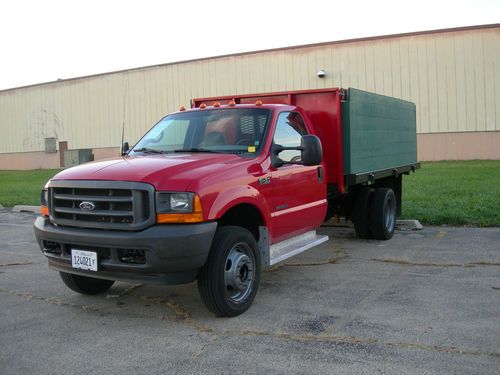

79,201,96,211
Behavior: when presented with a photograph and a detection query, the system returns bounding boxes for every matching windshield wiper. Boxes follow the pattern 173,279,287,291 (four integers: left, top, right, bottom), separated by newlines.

133,147,169,154
173,148,223,154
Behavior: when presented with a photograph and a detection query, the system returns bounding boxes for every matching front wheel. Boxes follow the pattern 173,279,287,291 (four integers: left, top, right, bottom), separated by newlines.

197,226,261,317
59,272,115,295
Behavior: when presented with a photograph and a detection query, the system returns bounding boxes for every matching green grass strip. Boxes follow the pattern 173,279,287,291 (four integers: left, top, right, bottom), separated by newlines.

401,160,500,227
0,169,62,207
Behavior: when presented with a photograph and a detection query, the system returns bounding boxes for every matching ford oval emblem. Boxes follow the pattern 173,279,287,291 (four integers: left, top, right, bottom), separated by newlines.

79,201,96,211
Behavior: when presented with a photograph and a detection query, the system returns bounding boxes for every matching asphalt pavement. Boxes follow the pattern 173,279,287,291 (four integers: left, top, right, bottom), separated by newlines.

0,210,499,374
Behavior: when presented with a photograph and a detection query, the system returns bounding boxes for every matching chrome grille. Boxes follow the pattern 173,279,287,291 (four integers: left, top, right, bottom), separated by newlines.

49,181,155,230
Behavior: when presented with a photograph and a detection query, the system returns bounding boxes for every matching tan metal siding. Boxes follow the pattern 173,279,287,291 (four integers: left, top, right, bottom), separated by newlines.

1,26,499,155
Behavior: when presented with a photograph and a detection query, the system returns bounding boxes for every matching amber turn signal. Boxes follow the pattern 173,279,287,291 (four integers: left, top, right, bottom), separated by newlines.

41,205,49,217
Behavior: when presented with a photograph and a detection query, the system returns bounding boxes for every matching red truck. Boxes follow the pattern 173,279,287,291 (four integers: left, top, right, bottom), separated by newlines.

34,88,419,316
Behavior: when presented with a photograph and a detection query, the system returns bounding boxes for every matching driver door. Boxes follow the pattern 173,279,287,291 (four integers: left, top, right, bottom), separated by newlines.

267,112,326,243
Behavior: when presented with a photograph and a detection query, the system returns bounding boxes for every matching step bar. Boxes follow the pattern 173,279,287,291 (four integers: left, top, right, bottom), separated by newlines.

258,228,329,266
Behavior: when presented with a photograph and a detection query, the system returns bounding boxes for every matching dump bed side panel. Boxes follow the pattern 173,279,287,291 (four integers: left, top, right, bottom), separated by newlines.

342,88,417,177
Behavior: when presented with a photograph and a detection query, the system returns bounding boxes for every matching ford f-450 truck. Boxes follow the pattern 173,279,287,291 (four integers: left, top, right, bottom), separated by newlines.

34,88,419,316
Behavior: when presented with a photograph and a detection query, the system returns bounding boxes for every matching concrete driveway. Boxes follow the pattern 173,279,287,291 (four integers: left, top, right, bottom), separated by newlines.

1,210,499,374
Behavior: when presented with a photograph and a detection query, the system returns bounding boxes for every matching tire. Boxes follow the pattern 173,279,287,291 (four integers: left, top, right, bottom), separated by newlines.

352,187,374,239
197,226,261,317
59,272,115,295
369,188,397,240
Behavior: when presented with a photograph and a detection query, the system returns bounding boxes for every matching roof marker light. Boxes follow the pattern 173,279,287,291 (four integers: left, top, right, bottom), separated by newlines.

179,105,186,111
228,100,236,106
199,103,207,109
213,102,221,107
255,100,263,106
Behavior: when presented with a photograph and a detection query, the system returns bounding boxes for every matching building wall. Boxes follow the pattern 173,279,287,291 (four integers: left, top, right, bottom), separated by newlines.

0,25,499,169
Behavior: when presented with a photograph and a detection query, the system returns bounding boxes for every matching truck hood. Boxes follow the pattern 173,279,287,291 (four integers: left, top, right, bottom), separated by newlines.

52,153,243,191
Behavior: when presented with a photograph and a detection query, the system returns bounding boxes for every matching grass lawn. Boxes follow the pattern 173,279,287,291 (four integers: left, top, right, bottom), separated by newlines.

0,161,499,226
401,160,500,227
0,169,62,207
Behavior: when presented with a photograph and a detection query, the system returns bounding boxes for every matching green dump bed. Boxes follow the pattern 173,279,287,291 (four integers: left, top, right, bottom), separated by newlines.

342,88,418,185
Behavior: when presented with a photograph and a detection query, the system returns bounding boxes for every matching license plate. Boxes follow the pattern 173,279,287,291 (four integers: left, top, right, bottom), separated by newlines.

71,249,98,271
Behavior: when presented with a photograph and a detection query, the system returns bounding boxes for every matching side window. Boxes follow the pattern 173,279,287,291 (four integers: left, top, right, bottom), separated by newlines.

273,112,307,162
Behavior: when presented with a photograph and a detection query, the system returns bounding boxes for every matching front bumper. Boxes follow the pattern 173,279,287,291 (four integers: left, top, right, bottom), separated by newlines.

33,216,217,285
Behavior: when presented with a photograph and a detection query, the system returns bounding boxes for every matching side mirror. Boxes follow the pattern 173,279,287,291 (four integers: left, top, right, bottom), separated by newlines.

301,135,323,166
121,142,130,156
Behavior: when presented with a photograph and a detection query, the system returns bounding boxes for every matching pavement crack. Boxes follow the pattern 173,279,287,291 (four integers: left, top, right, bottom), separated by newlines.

470,261,500,266
284,255,346,267
191,334,219,358
371,258,500,268
138,294,215,335
0,261,33,267
0,287,100,312
119,283,144,297
222,329,499,358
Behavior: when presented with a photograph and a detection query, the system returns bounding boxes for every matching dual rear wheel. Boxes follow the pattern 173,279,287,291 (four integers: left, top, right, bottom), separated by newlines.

352,187,397,240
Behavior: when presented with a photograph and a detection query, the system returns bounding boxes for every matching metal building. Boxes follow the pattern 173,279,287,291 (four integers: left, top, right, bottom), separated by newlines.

0,24,499,169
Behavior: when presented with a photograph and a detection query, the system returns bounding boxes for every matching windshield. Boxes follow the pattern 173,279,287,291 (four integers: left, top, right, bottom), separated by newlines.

130,108,271,156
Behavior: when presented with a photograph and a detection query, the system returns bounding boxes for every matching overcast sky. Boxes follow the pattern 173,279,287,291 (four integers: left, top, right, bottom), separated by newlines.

0,0,498,90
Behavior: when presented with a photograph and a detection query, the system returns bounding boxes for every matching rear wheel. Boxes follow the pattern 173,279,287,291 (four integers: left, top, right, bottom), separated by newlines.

59,272,114,295
352,187,374,239
369,188,397,240
197,226,260,317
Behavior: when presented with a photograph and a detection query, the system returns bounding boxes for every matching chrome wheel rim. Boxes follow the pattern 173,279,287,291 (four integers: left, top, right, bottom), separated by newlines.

224,242,255,303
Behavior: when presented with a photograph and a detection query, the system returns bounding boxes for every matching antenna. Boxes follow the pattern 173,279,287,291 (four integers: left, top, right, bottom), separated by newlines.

120,81,129,155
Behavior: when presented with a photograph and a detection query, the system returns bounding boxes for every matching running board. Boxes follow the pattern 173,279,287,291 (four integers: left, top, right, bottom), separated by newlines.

258,228,329,267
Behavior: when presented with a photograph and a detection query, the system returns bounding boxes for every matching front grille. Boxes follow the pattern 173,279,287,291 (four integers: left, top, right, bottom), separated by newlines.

49,180,155,230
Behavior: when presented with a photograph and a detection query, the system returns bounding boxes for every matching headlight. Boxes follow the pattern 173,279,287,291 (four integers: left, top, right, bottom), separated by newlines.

155,192,204,223
170,193,190,211
40,189,49,207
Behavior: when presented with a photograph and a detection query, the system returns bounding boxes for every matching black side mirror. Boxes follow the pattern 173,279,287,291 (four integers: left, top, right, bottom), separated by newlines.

121,142,130,156
301,135,323,166
270,135,323,168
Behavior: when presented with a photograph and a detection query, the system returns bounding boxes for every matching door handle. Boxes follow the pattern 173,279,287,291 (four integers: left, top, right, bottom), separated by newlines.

317,166,323,183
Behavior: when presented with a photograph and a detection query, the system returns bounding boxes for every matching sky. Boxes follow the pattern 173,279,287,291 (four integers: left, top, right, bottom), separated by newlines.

0,0,499,90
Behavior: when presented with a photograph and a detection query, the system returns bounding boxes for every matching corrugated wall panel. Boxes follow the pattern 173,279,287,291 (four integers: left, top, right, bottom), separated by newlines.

483,32,496,131
463,34,478,132
495,36,500,130
473,33,486,132
448,36,458,133
426,37,440,133
1,26,499,155
454,34,468,133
